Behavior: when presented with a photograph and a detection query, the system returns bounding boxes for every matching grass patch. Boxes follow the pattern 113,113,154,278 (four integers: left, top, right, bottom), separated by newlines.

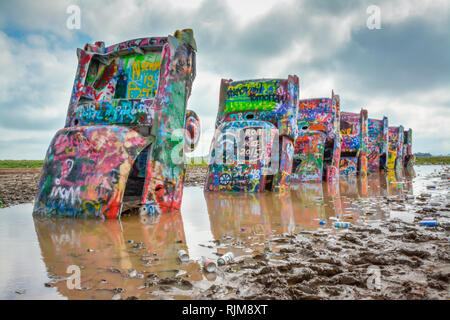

185,156,208,167
0,160,44,168
415,156,450,165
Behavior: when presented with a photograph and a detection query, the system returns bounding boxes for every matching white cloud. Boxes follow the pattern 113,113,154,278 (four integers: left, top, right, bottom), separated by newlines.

0,0,449,158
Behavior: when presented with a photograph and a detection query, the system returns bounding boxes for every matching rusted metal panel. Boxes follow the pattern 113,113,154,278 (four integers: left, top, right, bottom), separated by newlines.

403,128,415,168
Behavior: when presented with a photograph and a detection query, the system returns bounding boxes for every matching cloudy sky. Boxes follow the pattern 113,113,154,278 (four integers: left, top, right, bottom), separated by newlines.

0,0,448,159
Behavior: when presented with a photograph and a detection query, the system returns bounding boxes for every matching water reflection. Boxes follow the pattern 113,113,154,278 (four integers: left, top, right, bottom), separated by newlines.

33,211,197,300
29,169,415,299
204,169,414,239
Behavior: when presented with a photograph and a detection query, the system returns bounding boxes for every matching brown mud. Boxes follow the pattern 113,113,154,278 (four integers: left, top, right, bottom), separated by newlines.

0,168,41,207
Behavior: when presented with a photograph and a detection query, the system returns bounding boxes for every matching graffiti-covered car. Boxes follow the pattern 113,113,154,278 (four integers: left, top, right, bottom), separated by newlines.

292,93,341,183
403,128,415,168
33,29,199,219
387,126,404,170
339,109,369,177
205,76,299,192
368,117,389,172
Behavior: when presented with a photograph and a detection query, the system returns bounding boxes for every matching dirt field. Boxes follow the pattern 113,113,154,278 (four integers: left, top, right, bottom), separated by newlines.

0,166,208,208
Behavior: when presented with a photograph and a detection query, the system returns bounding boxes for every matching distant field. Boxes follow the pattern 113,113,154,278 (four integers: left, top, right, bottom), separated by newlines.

415,156,450,165
0,160,44,168
2,157,446,168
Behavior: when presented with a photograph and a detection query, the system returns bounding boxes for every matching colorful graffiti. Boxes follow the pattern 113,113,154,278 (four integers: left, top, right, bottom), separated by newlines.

403,128,415,168
206,76,299,192
339,157,357,176
368,117,389,172
387,126,404,171
292,93,341,183
34,29,199,219
339,109,368,177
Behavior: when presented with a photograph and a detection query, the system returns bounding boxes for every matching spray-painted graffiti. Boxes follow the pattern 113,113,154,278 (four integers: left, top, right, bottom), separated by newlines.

368,117,388,171
388,126,404,171
339,157,357,176
34,29,199,219
340,110,368,177
225,80,290,112
206,76,299,192
123,53,161,99
34,126,148,218
402,128,415,168
206,121,278,192
293,93,341,183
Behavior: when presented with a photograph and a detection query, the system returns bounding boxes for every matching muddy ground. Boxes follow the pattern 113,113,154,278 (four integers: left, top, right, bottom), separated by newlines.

0,166,208,208
0,168,41,208
1,166,449,300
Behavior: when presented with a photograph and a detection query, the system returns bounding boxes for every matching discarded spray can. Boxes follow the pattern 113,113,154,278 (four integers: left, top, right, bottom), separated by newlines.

419,220,437,226
334,222,351,228
202,257,217,273
217,252,234,266
178,250,189,263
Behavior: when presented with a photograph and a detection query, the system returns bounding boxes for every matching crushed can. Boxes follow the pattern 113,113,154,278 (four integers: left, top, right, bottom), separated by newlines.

217,252,234,266
419,220,437,226
335,222,351,228
202,257,217,273
178,249,189,263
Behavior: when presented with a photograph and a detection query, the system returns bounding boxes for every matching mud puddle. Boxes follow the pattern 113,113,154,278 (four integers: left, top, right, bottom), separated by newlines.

0,165,448,299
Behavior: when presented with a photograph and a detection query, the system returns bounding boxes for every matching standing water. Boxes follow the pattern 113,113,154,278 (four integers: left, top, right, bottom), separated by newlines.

0,165,448,299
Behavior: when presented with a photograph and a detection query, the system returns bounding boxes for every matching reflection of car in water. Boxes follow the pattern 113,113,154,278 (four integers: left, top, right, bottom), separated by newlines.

386,168,414,197
204,192,274,240
339,109,369,177
205,76,299,192
33,210,189,299
291,183,328,223
387,126,404,171
292,93,341,183
33,29,199,219
368,117,389,172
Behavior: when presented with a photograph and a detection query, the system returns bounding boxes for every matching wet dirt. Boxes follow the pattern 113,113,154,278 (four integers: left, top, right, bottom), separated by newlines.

0,165,449,300
0,168,41,208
